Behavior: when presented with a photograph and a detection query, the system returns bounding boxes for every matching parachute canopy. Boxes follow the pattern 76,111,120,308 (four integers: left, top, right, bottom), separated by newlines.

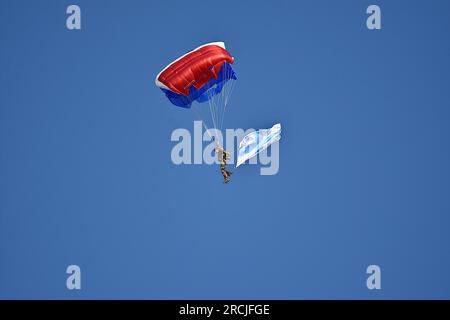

236,124,282,167
155,42,237,109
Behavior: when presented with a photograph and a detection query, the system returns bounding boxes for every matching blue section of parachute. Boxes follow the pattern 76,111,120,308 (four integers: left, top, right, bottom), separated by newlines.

160,63,237,108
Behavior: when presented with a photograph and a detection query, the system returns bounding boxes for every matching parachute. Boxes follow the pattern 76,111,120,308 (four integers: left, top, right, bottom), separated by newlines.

236,123,282,167
155,42,237,135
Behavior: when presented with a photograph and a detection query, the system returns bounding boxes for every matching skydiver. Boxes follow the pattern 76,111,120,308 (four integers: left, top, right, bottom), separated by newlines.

216,147,233,183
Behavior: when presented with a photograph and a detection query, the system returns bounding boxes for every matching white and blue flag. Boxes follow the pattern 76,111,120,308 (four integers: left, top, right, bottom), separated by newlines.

236,123,281,168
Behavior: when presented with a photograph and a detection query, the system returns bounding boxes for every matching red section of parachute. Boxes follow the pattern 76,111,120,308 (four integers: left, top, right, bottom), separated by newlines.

157,44,234,96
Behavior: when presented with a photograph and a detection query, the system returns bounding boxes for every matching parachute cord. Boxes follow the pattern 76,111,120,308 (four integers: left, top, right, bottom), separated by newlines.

189,63,236,152
191,105,222,149
207,89,217,131
208,86,221,133
220,78,236,131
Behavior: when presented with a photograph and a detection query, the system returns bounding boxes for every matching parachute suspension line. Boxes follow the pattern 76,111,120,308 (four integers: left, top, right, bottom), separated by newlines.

208,83,221,132
189,62,236,152
216,64,236,131
207,62,236,133
207,92,217,131
206,83,219,132
213,88,220,132
226,66,236,126
219,87,226,131
207,95,215,133
220,72,236,131
191,103,222,149
216,83,224,131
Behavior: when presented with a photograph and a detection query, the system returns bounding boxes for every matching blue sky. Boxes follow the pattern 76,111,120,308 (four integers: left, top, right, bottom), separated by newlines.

1,0,450,299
